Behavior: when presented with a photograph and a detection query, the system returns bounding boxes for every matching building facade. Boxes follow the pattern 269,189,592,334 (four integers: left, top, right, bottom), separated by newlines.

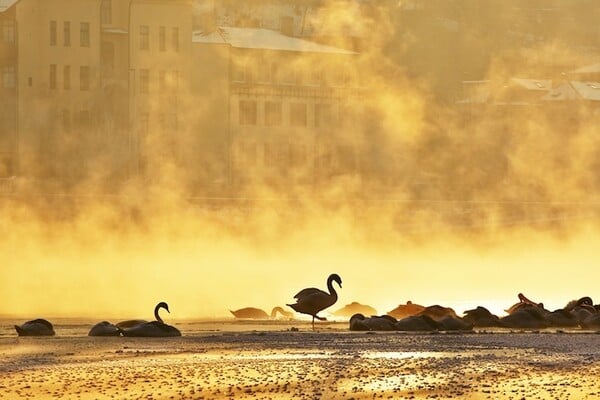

4,0,359,193
192,27,360,189
14,0,103,183
0,0,18,181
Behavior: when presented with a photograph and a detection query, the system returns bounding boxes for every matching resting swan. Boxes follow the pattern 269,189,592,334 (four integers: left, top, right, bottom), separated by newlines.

14,319,55,336
88,321,122,336
121,302,181,337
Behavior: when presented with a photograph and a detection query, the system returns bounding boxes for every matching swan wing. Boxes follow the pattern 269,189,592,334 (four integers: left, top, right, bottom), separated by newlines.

296,291,337,313
294,287,326,299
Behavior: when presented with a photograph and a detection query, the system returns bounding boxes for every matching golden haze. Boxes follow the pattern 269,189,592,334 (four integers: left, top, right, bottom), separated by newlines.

1,0,599,319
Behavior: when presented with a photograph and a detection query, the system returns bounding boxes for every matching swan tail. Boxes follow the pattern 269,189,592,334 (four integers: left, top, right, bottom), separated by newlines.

14,325,25,336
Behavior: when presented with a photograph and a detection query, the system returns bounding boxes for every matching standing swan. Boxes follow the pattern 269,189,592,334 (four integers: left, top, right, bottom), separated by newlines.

287,273,342,330
14,319,55,336
121,302,181,337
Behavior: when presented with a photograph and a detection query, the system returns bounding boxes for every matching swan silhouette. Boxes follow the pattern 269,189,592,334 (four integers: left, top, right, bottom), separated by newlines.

333,302,377,318
287,273,342,330
230,306,293,320
505,293,543,314
387,301,425,319
462,306,500,327
88,321,122,337
14,319,55,336
116,319,148,329
348,314,396,331
499,306,548,330
121,302,181,337
416,305,458,320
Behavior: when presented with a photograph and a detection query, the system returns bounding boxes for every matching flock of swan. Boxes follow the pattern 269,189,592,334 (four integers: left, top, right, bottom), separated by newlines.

13,274,343,337
350,293,600,332
12,273,600,336
15,302,181,337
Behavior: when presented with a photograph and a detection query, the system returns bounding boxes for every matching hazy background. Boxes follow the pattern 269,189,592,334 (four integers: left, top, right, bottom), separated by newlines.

1,0,599,319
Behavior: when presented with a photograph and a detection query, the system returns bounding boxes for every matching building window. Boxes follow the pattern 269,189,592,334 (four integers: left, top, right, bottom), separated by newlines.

139,69,149,93
80,66,90,90
331,68,345,87
291,144,307,167
172,27,179,52
49,21,57,46
2,66,15,89
257,60,271,83
295,67,304,86
139,113,149,136
63,65,71,90
80,22,90,47
49,64,57,90
101,41,115,70
280,16,294,36
265,102,282,126
78,110,91,129
168,113,178,132
140,25,149,50
232,61,245,83
61,109,71,132
159,26,166,51
245,64,256,83
308,69,323,86
281,66,295,85
263,142,287,167
239,142,257,166
159,70,166,91
64,21,71,46
290,103,307,127
169,70,179,91
315,103,333,128
239,100,257,125
101,0,112,25
2,20,16,43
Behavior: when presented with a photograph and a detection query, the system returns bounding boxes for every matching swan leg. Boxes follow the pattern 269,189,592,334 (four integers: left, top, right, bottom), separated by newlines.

312,316,315,331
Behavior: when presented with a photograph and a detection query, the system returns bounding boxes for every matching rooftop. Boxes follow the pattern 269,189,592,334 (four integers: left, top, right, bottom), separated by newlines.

571,63,600,75
569,81,600,101
193,27,355,55
511,78,552,91
0,0,18,13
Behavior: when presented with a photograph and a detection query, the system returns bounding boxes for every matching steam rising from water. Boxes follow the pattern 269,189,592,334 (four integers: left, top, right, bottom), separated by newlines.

1,1,599,318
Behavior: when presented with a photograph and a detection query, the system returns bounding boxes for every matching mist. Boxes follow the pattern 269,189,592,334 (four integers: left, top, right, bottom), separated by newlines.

1,0,600,319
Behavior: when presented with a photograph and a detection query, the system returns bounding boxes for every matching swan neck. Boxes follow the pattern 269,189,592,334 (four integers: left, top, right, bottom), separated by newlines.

154,305,163,323
327,278,338,299
271,307,282,318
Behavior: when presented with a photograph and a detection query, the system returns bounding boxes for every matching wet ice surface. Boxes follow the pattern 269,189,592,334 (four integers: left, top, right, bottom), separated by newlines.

1,322,600,399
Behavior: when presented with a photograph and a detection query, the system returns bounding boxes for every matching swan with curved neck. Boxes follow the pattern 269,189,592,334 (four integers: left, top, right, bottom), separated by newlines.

287,273,342,330
154,302,166,323
506,293,544,314
230,306,293,320
121,302,181,337
270,306,293,319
